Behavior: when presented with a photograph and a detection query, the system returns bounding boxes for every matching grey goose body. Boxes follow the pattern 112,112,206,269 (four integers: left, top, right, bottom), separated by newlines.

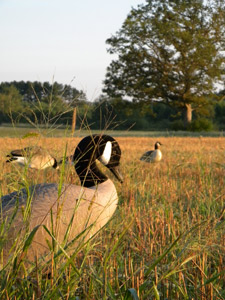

1,134,123,264
6,146,58,170
140,141,162,163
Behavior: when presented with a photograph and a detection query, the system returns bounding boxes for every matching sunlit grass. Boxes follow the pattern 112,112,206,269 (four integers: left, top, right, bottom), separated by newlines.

0,135,224,299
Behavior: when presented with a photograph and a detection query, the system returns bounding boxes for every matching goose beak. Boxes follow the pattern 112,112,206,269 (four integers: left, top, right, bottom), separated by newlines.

110,166,123,183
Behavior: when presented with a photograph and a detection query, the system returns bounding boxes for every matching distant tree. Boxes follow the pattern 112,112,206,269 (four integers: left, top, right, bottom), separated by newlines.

0,85,24,120
0,81,87,125
62,84,87,104
90,95,170,130
0,81,86,103
104,0,225,126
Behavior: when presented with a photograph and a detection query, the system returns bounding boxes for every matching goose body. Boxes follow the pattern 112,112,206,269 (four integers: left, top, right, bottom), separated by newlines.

140,141,162,163
6,146,58,170
1,135,123,264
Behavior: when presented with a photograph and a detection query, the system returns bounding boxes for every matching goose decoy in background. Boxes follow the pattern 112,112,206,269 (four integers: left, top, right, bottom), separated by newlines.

1,134,123,264
140,141,162,163
6,146,58,170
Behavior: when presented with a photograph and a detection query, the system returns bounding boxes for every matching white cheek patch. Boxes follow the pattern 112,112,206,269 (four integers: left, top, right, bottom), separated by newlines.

99,141,112,165
15,156,27,166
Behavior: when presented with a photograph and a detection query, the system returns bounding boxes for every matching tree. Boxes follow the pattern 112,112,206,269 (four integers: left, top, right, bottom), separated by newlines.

0,81,88,125
103,0,225,126
0,85,24,122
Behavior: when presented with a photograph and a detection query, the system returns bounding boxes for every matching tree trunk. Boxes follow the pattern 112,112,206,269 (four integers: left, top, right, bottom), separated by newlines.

185,103,193,125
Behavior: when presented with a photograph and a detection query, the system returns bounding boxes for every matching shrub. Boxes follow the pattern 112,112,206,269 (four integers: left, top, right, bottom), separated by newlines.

187,118,214,132
170,120,185,131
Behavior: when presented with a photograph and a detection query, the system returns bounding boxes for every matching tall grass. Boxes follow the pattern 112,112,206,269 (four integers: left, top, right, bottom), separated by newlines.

0,135,224,299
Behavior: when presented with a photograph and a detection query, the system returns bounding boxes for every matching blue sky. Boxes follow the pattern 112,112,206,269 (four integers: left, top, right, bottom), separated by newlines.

0,0,142,101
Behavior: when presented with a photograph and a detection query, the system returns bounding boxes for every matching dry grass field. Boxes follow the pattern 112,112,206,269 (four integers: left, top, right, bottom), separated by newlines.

0,135,224,299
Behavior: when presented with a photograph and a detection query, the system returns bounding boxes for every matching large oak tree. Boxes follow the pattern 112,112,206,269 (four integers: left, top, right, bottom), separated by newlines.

103,0,225,125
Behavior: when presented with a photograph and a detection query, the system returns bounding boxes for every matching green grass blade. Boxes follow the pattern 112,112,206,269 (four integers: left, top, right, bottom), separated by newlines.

144,234,181,277
22,225,41,252
103,219,134,271
152,283,160,300
204,269,225,285
124,288,139,300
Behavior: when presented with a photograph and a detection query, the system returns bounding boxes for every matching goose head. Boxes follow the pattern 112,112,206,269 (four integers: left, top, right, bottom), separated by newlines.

73,134,123,187
155,141,162,150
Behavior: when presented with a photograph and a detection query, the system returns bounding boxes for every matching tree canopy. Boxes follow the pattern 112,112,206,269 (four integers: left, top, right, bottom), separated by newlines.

0,81,86,125
103,0,225,125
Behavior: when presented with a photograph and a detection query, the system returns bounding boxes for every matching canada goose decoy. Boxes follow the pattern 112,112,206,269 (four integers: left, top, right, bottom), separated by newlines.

140,141,162,163
6,146,58,170
1,134,123,264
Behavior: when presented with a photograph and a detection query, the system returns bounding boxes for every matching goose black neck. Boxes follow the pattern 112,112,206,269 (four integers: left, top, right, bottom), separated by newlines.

74,135,109,187
76,160,108,187
52,158,58,169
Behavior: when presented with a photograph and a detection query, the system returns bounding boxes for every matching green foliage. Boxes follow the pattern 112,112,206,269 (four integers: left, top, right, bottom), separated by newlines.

0,85,24,123
89,97,176,131
170,120,186,131
103,0,225,123
0,81,86,128
187,118,214,132
214,99,225,130
0,81,224,131
0,80,86,104
171,118,215,132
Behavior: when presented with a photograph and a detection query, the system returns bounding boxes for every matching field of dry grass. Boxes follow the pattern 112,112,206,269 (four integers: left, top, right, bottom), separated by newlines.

0,136,224,299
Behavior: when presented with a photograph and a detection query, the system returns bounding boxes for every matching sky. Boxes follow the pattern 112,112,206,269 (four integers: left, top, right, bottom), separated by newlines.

0,0,143,101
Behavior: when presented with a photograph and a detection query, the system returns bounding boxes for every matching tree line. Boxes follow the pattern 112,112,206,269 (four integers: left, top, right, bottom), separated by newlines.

1,1,225,132
0,80,224,131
